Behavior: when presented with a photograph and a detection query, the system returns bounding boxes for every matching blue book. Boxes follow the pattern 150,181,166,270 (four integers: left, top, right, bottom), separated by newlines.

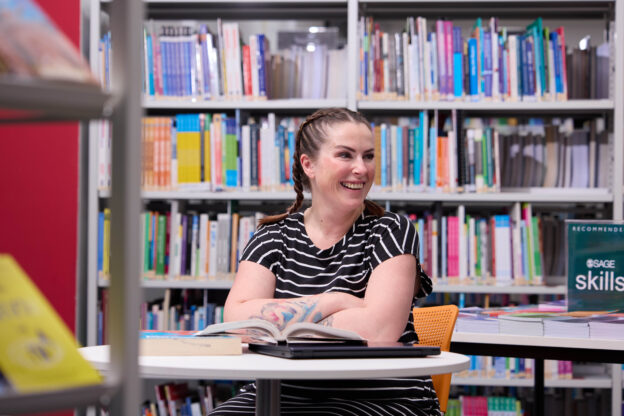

199,24,211,98
288,125,295,186
160,29,170,95
380,124,387,187
482,31,493,98
408,126,415,186
550,32,563,95
414,125,422,186
277,123,286,184
468,38,479,97
97,211,104,273
429,125,437,189
257,34,268,98
182,29,192,96
145,30,155,96
452,26,463,98
525,37,536,97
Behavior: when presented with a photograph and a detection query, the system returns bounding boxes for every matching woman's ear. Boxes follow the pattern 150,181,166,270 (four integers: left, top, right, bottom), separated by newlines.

300,153,315,179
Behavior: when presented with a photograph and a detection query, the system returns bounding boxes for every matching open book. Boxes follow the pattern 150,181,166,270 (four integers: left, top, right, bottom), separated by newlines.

196,319,366,345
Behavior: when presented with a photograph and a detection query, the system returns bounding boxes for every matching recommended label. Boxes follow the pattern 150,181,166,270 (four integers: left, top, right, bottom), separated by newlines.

567,221,624,311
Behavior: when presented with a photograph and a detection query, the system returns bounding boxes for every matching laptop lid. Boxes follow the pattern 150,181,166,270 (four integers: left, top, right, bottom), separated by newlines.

248,342,441,359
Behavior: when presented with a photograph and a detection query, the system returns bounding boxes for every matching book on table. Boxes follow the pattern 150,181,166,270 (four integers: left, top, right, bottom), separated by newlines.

195,319,366,345
497,313,557,336
139,330,242,356
588,314,624,340
542,316,590,338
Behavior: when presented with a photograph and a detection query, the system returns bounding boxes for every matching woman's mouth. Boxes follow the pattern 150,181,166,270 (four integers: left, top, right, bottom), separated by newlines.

340,182,364,190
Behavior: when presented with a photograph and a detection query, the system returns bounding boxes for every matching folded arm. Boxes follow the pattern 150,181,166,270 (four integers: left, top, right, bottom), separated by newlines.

223,260,364,331
318,253,417,342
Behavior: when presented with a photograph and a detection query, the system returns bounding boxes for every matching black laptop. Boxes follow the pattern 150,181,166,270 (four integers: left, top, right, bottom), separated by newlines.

248,341,441,359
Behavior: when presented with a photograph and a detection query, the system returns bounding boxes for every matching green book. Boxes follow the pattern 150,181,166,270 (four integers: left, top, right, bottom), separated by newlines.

156,213,167,276
526,17,546,97
531,216,543,284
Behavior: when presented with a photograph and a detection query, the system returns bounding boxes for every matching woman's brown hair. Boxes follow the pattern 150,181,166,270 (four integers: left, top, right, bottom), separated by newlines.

259,108,384,226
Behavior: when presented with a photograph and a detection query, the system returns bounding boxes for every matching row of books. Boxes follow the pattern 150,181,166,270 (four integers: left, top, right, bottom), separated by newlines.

97,289,225,344
455,307,624,339
135,381,240,416
96,111,613,194
140,300,224,332
414,203,546,285
446,396,521,416
456,355,574,380
97,206,262,281
96,20,346,100
359,16,611,102
97,202,552,284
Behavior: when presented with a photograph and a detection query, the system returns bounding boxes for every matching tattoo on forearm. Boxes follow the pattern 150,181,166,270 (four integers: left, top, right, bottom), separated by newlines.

251,299,320,331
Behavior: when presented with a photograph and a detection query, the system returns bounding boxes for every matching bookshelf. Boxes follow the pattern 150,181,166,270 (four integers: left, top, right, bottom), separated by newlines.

0,29,119,416
86,0,624,413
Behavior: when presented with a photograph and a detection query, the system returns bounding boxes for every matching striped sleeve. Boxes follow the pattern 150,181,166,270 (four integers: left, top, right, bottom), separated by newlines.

370,213,419,267
370,213,432,299
239,223,283,272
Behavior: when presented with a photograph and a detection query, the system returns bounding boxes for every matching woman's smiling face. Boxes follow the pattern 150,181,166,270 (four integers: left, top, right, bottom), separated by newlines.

302,121,375,213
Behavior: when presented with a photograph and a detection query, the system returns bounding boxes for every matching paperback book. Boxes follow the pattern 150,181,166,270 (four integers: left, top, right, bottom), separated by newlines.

139,330,242,356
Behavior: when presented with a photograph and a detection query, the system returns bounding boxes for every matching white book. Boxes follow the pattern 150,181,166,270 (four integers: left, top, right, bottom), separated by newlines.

190,214,199,277
216,213,231,275
409,34,420,100
208,220,218,279
447,130,456,192
402,32,410,99
171,212,182,279
510,203,523,282
206,32,220,99
199,213,209,278
490,18,499,100
326,48,346,99
494,215,512,282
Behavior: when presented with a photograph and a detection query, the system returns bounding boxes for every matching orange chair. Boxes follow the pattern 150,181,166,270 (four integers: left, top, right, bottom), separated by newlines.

412,305,459,414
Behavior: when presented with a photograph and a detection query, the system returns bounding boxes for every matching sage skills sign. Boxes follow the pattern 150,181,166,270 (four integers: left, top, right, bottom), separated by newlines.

567,220,624,311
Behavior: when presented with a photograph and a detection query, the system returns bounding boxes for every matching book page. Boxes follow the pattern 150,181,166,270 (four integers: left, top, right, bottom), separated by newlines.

195,319,282,341
282,322,365,342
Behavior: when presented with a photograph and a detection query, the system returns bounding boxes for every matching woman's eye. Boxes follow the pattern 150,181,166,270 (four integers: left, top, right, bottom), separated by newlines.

364,154,375,160
338,152,351,159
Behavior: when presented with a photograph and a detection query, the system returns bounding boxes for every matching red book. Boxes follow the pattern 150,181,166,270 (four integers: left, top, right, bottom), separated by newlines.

242,44,253,97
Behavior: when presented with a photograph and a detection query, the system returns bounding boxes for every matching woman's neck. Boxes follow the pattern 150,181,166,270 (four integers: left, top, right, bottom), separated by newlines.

303,204,363,250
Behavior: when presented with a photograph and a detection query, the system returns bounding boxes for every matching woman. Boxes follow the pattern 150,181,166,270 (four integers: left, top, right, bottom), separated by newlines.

211,108,440,415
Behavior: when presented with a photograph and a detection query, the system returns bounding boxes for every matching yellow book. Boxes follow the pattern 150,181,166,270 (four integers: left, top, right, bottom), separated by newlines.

0,255,102,393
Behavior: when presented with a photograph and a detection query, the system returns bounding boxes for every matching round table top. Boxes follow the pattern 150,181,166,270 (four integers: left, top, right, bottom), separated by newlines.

80,345,470,380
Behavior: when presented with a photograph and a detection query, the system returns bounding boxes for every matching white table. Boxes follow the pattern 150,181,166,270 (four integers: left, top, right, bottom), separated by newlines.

451,332,624,416
80,345,469,415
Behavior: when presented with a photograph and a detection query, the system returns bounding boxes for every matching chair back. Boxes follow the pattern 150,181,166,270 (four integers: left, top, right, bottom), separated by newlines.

412,305,459,413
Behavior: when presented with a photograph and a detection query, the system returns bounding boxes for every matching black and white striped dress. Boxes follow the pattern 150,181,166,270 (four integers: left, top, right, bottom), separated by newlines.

210,210,441,416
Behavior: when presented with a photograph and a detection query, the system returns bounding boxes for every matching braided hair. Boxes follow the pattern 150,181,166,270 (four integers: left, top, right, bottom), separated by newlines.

259,108,384,226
